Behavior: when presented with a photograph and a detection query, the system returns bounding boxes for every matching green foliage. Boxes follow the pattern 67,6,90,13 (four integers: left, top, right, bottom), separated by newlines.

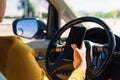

95,12,113,18
42,13,48,18
95,12,104,18
116,11,120,18
18,0,35,18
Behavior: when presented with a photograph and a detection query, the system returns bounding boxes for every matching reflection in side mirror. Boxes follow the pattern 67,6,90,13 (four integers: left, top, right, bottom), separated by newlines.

16,19,38,38
12,18,46,39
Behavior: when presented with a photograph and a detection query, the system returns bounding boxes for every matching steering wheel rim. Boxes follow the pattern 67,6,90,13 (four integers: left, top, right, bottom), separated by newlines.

45,16,116,80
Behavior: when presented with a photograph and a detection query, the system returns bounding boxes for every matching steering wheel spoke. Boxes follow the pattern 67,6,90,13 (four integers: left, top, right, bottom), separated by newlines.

85,41,107,69
92,45,107,70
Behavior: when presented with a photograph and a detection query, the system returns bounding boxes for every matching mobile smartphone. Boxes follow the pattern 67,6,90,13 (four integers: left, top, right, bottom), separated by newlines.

62,26,86,60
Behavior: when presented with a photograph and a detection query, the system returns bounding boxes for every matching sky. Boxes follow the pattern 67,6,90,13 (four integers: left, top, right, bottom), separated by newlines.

5,0,120,16
68,0,120,12
5,0,23,16
5,0,48,17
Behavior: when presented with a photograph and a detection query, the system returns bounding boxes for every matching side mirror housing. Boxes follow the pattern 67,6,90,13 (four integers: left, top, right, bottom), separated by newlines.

12,18,47,39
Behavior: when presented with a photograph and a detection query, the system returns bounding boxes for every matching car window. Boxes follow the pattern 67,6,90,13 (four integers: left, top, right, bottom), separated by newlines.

0,0,49,42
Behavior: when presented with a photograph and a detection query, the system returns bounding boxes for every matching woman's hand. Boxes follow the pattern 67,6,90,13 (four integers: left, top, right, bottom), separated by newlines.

71,43,87,72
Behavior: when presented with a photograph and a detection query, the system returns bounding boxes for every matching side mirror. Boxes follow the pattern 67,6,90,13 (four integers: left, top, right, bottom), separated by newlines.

12,18,47,39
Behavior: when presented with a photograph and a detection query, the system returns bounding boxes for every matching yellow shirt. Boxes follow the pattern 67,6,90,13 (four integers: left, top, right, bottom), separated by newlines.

68,69,85,80
0,36,85,80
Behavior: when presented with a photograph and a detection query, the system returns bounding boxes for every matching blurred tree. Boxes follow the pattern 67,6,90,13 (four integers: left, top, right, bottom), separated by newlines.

95,12,104,18
18,0,35,18
95,12,113,18
105,12,113,18
29,0,40,17
117,11,120,18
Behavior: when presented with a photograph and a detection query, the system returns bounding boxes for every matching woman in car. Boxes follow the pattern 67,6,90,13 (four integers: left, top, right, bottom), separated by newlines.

0,0,86,80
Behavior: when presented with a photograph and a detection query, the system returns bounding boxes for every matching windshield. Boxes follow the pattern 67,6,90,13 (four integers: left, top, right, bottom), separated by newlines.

67,0,120,36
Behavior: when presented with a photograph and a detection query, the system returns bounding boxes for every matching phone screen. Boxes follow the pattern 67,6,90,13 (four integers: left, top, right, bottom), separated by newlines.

62,26,86,60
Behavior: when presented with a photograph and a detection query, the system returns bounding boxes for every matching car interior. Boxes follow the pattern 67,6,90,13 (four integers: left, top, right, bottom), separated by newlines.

2,0,120,80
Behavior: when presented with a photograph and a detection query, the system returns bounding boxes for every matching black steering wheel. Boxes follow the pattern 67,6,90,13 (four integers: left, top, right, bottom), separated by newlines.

45,16,116,80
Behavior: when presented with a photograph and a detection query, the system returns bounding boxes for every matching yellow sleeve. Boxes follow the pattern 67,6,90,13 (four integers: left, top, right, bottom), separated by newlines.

0,36,49,80
68,69,85,80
